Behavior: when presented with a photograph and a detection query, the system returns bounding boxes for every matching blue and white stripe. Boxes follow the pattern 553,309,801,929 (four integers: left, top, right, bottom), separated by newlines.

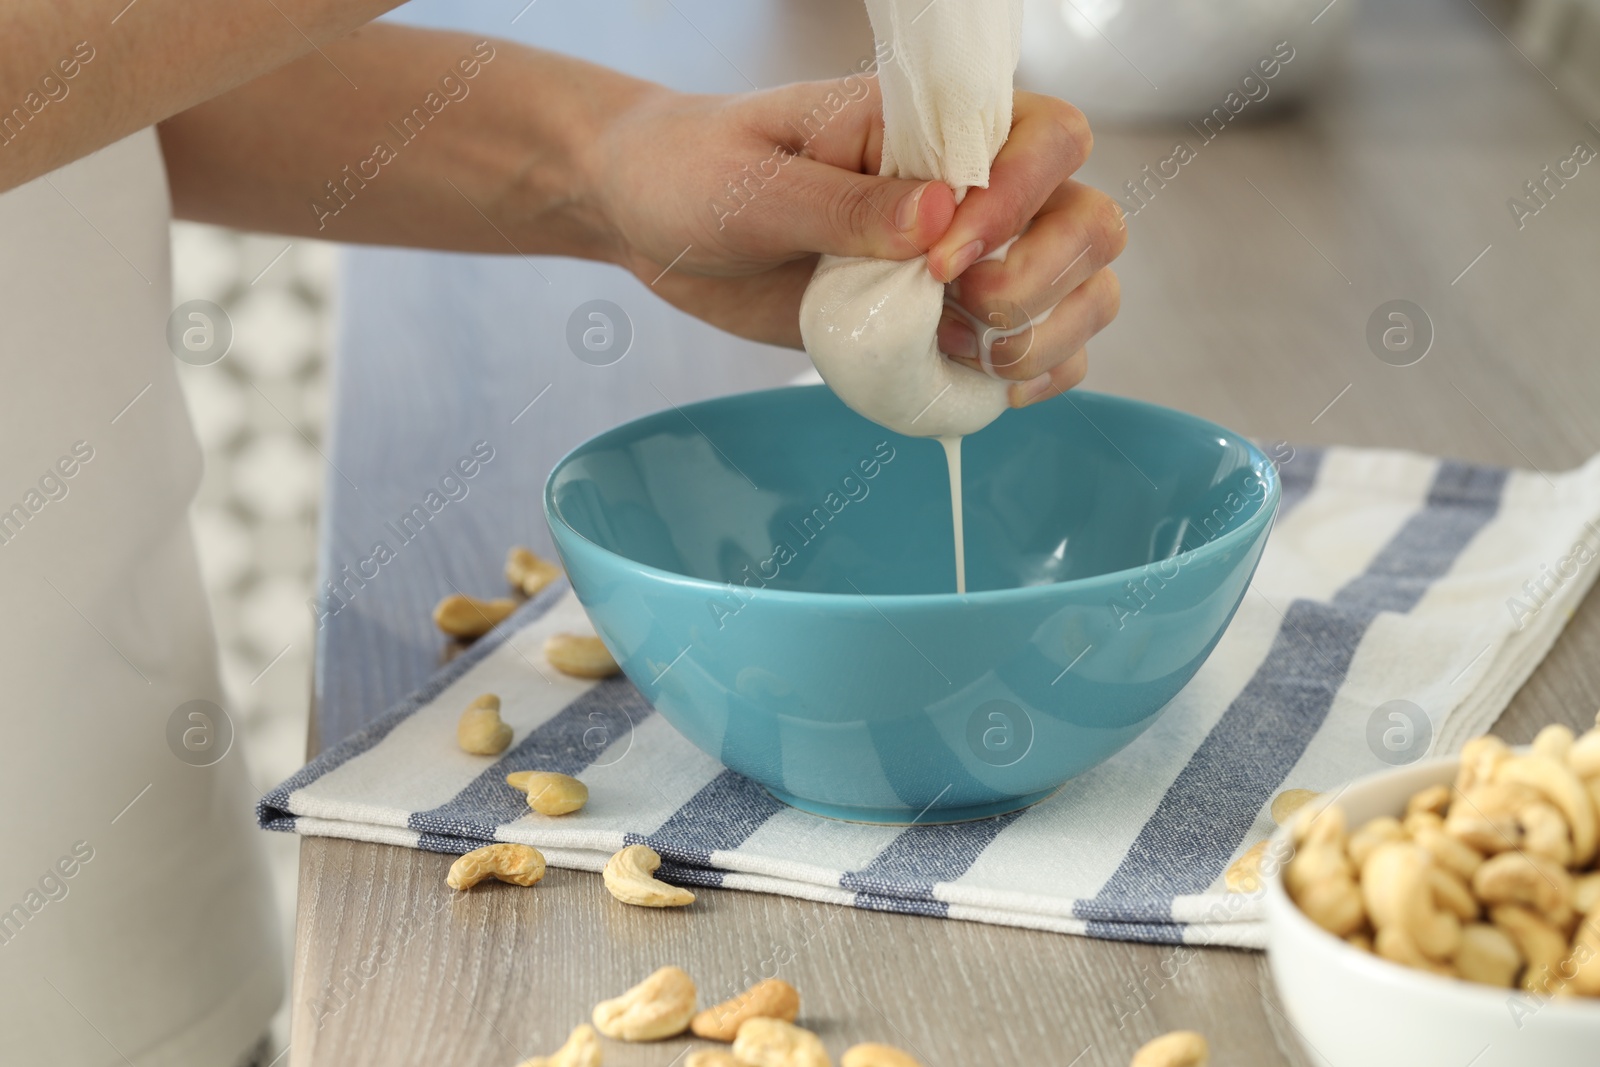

261,446,1600,948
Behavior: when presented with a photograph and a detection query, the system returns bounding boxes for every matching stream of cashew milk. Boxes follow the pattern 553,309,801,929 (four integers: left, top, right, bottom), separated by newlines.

939,435,966,594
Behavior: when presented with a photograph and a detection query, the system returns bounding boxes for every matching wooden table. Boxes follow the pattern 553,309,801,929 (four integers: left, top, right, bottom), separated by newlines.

291,0,1600,1062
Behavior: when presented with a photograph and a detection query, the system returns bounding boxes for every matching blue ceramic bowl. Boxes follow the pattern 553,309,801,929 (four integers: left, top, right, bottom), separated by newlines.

545,386,1278,823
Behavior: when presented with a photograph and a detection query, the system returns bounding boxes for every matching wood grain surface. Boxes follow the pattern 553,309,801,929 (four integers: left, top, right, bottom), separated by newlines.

293,0,1600,1063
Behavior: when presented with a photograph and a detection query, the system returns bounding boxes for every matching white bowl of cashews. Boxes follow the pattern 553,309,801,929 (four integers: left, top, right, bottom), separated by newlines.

1265,726,1600,1067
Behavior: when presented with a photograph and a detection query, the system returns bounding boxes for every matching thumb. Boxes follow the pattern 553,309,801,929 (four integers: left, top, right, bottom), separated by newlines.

745,159,956,263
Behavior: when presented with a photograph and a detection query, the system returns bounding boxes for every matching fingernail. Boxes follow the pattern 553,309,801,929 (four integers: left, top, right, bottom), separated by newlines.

1011,372,1056,407
938,316,977,361
940,239,985,281
896,181,930,233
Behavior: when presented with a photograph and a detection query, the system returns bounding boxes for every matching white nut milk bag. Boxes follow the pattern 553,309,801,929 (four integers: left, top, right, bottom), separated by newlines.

799,0,1024,439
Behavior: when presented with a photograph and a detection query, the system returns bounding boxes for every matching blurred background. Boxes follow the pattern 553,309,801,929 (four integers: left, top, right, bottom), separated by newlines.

167,0,1600,1051
170,225,334,1050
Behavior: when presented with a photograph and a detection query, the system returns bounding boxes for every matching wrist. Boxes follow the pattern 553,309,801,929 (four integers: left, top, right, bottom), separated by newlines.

573,75,677,271
500,53,666,267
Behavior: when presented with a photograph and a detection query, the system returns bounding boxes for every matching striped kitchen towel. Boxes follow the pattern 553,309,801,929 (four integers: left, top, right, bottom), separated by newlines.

260,445,1600,948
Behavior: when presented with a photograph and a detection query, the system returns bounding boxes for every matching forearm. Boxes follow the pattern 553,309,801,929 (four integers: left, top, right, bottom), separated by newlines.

0,0,398,191
159,24,657,261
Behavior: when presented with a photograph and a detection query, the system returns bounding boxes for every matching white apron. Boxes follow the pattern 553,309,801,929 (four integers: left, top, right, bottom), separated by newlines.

0,130,280,1065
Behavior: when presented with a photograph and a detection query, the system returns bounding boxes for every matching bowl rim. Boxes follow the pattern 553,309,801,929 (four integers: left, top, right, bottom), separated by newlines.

1264,750,1600,1019
542,384,1282,606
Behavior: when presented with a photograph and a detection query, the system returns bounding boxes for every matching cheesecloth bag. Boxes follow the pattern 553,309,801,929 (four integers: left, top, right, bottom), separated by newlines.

799,0,1024,439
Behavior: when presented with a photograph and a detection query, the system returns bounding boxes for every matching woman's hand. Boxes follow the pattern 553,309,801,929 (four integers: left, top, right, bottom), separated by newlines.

588,79,1127,406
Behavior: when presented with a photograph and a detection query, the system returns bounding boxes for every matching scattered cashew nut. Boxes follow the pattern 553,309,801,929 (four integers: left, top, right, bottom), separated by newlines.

546,633,621,679
1271,788,1319,826
507,545,563,598
458,693,513,755
732,1018,831,1067
841,1044,923,1067
446,843,546,890
1224,840,1269,894
603,844,695,908
515,1024,601,1067
506,770,589,816
434,593,518,638
592,966,697,1041
691,978,800,1042
1129,1030,1209,1067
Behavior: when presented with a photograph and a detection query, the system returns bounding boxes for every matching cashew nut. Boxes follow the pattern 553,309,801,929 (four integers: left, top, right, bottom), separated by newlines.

1403,809,1445,838
1472,851,1574,924
1348,816,1406,869
603,844,695,908
515,1024,601,1067
1129,1030,1209,1067
592,966,697,1041
1411,823,1484,882
1455,735,1511,794
1295,877,1368,937
457,693,513,755
1430,867,1480,922
1566,907,1600,996
1496,754,1597,865
1452,923,1522,988
1361,842,1460,962
1519,802,1575,867
1287,827,1365,937
687,1053,742,1067
1444,781,1544,854
1569,730,1600,779
1406,784,1452,820
506,546,562,598
545,633,622,679
841,1044,923,1067
1271,789,1319,826
1575,871,1600,915
506,770,588,816
732,1018,831,1067
1491,904,1569,993
1291,802,1347,847
446,843,546,890
1534,723,1576,762
690,978,800,1042
1224,840,1268,894
433,593,517,638
1375,925,1457,977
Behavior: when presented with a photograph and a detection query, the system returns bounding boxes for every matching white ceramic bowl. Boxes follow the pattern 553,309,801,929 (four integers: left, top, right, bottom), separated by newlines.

1265,754,1600,1067
1017,0,1358,124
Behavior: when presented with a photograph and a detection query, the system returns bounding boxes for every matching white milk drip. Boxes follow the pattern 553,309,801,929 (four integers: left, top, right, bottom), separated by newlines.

798,0,1024,594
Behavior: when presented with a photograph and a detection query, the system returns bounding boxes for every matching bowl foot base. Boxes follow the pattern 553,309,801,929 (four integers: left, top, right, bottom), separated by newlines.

762,785,1061,825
